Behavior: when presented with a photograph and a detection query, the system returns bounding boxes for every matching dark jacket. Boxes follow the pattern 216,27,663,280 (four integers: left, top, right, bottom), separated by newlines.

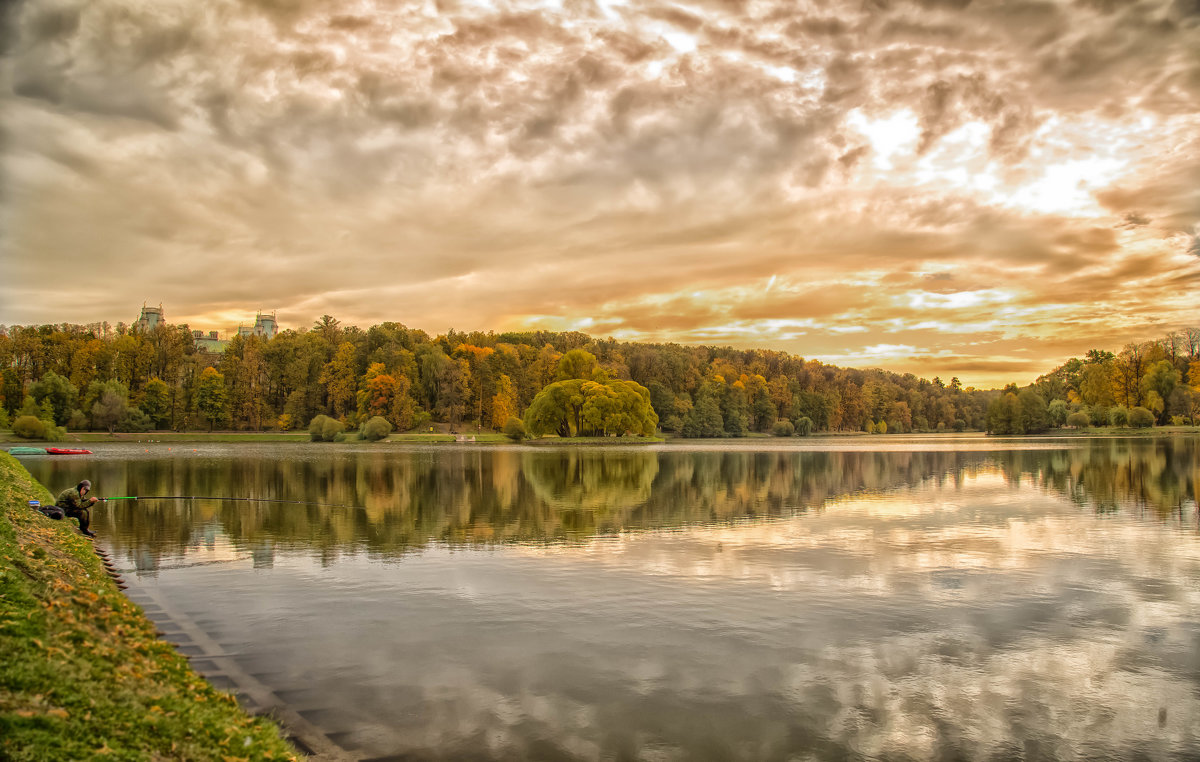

55,487,89,514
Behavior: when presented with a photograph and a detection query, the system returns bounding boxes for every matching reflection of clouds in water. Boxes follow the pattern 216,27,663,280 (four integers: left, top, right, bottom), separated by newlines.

517,470,1200,590
51,442,1200,758
780,635,1199,759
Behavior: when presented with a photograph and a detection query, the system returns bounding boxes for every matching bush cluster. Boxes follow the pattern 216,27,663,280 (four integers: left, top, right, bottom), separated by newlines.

308,415,345,442
361,416,393,441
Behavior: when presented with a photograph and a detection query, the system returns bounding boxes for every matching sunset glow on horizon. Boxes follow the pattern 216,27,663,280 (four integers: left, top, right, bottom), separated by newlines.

1,0,1198,388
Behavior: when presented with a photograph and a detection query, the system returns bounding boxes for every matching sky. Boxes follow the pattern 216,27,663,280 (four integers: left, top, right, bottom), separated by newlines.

1,0,1198,388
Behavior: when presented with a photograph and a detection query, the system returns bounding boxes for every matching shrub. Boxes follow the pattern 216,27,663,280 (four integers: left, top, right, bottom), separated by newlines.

411,409,433,432
1066,411,1091,429
67,408,88,430
953,419,967,432
43,425,68,442
794,416,814,437
1108,406,1129,427
503,417,528,442
771,419,795,437
724,412,748,437
1129,407,1155,428
118,407,153,433
308,414,345,442
1047,399,1069,427
362,416,393,441
0,407,8,429
12,415,45,439
1088,406,1110,427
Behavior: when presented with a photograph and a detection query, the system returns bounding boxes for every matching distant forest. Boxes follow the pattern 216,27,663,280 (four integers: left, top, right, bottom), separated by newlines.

0,318,1197,437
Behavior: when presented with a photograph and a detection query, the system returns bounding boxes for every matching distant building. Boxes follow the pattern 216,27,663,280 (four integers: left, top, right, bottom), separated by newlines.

192,329,228,354
134,304,165,333
135,304,278,353
236,311,279,340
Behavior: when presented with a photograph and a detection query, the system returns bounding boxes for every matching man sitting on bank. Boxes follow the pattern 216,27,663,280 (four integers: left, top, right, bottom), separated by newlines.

56,479,98,537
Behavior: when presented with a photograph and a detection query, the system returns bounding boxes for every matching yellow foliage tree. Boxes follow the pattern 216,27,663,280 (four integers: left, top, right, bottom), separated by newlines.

491,374,518,430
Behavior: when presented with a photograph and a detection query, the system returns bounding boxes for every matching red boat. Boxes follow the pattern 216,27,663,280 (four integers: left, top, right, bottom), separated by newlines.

44,447,93,455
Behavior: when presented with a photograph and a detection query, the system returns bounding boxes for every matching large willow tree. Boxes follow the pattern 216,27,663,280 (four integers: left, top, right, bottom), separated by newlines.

524,378,658,437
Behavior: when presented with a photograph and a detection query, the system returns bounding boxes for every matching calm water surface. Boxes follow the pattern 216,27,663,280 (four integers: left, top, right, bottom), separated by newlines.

19,436,1200,761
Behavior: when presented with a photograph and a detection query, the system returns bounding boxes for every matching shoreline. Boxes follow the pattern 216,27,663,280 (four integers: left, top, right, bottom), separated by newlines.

3,426,1198,447
0,453,301,760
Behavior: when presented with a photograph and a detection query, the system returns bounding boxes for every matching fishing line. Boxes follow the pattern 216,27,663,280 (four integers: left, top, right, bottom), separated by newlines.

99,496,363,510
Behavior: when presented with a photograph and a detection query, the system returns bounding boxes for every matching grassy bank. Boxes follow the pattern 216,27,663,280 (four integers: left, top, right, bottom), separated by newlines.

0,452,300,761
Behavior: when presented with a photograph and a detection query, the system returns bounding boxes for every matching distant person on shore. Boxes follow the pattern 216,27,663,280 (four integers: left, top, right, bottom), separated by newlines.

56,479,98,537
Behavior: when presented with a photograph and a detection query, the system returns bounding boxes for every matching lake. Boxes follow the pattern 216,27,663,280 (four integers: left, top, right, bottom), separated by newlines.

18,436,1200,761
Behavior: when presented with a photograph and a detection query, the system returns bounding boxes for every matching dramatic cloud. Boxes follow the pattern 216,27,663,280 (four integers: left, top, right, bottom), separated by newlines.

1,0,1198,385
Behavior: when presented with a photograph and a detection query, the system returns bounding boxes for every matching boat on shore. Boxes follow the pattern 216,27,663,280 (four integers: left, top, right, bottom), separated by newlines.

7,447,48,455
44,447,93,455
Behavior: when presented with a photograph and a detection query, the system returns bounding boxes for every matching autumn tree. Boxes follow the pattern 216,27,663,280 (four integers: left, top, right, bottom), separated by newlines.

1140,360,1179,424
491,374,519,430
321,341,359,420
358,363,397,420
195,367,229,431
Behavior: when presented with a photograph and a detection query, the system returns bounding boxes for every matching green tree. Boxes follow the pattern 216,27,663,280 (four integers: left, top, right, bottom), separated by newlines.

524,378,657,437
29,370,78,426
1,368,22,415
118,406,153,432
682,386,724,438
556,349,599,381
195,367,229,431
140,377,171,428
92,392,129,433
1141,360,1180,424
1047,399,1069,428
1017,389,1049,433
986,393,1019,434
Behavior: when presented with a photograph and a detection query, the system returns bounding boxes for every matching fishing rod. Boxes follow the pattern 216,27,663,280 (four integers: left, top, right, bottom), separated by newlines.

99,495,363,510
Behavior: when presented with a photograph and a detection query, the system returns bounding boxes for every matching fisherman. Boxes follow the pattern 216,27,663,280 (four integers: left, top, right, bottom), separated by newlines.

55,479,98,537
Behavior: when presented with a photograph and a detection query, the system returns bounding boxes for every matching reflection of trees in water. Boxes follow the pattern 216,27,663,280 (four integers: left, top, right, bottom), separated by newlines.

101,449,993,563
992,438,1199,519
91,439,1199,566
635,450,985,528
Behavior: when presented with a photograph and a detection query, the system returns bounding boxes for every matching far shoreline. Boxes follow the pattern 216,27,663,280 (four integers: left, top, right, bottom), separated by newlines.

3,426,1199,447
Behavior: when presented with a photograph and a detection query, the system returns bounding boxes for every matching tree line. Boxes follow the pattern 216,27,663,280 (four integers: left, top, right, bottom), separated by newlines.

0,317,1196,438
989,330,1200,434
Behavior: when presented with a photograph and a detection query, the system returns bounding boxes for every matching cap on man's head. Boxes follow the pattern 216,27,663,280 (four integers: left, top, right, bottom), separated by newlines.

78,479,92,491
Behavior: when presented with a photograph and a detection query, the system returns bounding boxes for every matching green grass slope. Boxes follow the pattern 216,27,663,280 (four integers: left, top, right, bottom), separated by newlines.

0,452,300,761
